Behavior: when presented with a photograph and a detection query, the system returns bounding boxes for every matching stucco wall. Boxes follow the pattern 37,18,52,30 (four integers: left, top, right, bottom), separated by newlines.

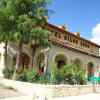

0,78,94,98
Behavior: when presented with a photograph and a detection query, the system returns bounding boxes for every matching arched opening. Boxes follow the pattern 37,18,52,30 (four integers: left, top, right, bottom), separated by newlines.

55,54,67,69
88,62,94,77
13,53,30,69
37,53,45,72
74,58,82,69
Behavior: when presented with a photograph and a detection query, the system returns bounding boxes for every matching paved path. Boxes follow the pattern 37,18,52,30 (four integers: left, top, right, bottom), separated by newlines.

0,84,24,99
0,83,100,100
48,93,100,100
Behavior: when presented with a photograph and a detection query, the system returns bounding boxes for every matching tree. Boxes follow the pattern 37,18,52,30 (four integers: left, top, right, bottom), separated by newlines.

0,0,15,68
3,0,53,68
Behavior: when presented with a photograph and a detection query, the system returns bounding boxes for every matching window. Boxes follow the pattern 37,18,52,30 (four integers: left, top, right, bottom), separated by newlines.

21,53,30,69
55,32,57,37
73,39,75,43
70,37,72,42
64,36,67,40
83,43,85,46
85,44,87,47
88,45,90,48
58,33,61,38
67,37,69,41
39,61,44,72
13,53,30,69
80,42,82,46
76,40,78,44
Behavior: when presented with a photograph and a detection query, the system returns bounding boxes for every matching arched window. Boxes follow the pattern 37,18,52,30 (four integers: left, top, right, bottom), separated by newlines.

74,58,82,70
57,60,66,69
13,53,30,69
55,54,67,69
37,53,45,72
88,62,94,77
21,53,30,68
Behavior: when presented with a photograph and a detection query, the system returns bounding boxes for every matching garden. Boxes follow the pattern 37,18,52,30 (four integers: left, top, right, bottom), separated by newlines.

3,62,87,85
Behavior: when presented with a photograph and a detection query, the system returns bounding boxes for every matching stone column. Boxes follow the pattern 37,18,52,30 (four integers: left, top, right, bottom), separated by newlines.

44,47,50,76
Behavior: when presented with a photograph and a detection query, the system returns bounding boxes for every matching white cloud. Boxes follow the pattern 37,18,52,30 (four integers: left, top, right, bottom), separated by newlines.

90,23,100,45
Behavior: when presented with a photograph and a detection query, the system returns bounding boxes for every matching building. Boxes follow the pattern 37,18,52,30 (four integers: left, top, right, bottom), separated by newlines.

0,22,100,78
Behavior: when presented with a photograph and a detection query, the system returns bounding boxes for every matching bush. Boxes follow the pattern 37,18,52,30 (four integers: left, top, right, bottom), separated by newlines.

50,62,87,85
15,65,27,82
75,65,87,85
50,63,61,84
26,68,40,83
3,66,14,79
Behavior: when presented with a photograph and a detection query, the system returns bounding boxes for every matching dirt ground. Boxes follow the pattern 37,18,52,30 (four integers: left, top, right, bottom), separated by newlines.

0,84,24,99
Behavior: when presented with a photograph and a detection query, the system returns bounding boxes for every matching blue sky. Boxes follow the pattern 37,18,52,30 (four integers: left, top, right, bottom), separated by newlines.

48,0,100,44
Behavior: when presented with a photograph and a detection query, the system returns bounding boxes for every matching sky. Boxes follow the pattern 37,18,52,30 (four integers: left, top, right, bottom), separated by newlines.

47,0,100,45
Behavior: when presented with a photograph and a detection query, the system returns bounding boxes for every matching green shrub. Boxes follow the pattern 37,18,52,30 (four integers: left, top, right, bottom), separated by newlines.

3,66,14,79
26,68,40,83
75,64,87,85
39,74,46,84
50,62,87,85
50,62,61,84
15,66,27,82
60,64,75,84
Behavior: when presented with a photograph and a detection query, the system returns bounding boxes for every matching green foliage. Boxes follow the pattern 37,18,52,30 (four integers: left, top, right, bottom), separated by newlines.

50,62,61,84
60,64,75,84
0,0,53,45
50,62,87,85
26,68,40,83
2,65,46,84
40,60,45,68
39,74,46,84
0,0,53,68
3,66,14,79
75,65,87,85
15,66,27,82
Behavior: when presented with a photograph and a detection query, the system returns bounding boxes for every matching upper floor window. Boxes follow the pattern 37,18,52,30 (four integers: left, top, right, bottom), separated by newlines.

55,32,58,37
64,36,67,40
70,38,72,42
85,44,87,47
58,33,61,38
80,42,90,49
80,42,82,46
76,40,78,44
67,37,69,41
83,43,85,46
88,45,90,48
73,39,75,43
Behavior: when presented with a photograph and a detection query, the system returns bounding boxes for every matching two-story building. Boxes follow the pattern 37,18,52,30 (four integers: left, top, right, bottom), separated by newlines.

0,22,100,78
